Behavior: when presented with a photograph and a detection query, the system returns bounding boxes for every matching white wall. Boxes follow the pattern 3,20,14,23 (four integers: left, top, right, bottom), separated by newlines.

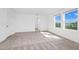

37,15,49,31
0,8,16,42
15,14,49,32
7,9,16,36
48,9,79,43
0,9,8,42
15,14,36,32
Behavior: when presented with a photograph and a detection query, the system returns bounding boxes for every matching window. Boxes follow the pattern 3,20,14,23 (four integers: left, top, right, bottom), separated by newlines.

65,9,78,30
55,15,61,28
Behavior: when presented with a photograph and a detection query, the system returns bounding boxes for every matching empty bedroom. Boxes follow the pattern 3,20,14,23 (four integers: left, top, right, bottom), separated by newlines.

0,8,79,50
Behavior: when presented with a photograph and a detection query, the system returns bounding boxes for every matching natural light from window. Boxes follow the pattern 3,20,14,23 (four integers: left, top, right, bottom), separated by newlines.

40,32,62,40
55,15,61,28
65,9,78,30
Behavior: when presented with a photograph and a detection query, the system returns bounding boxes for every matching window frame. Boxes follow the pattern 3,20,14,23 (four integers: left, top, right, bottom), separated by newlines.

64,8,78,31
54,14,62,28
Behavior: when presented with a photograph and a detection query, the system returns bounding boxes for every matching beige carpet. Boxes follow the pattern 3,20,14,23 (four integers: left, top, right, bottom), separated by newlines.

0,32,79,50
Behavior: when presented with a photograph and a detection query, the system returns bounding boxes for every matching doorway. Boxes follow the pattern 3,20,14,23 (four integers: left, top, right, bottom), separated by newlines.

35,15,40,32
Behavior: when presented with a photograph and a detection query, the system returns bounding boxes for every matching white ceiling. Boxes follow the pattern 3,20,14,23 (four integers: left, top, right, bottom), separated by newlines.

13,8,72,15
